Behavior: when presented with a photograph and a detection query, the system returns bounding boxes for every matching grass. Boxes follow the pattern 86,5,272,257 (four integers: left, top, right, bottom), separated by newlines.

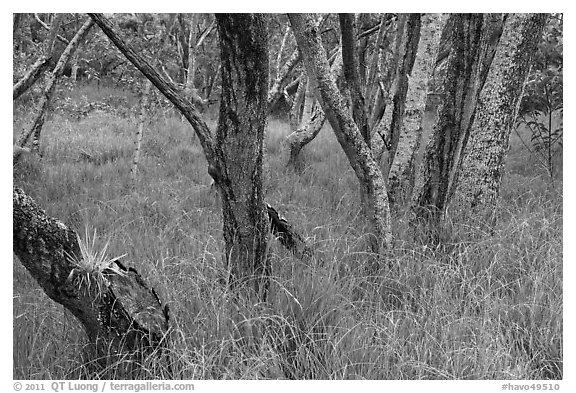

13,88,562,380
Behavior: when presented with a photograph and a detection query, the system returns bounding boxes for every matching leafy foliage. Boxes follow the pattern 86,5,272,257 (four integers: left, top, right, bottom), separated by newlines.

517,14,563,178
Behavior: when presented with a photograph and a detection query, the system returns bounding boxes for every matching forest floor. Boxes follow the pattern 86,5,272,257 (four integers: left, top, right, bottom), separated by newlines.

13,84,562,380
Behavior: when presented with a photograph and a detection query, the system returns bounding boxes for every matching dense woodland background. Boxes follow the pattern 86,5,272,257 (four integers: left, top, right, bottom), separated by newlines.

13,13,562,380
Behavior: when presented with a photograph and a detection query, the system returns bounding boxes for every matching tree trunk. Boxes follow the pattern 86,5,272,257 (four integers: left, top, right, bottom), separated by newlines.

410,14,505,225
89,13,311,291
13,187,169,372
214,14,270,299
388,13,445,205
290,13,392,253
130,80,152,182
453,13,548,216
339,13,370,146
14,18,94,163
285,50,342,173
268,49,300,113
289,71,307,129
13,13,65,101
13,55,54,100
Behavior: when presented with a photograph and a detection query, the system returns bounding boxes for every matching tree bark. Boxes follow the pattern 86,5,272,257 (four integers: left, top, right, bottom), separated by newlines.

14,18,94,163
89,13,311,287
13,55,54,100
454,13,548,215
267,48,300,113
13,187,169,369
410,14,506,225
285,51,342,173
381,14,421,178
290,13,392,253
214,14,270,299
388,13,445,205
339,13,370,146
130,80,152,182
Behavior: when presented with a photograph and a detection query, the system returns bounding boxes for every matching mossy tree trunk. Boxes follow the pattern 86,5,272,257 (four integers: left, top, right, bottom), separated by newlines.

454,13,548,217
387,13,446,205
214,14,271,299
13,187,169,370
410,14,506,226
290,13,392,253
89,13,310,297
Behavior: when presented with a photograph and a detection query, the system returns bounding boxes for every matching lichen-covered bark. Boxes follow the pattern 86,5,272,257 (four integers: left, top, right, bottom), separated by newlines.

371,14,420,170
13,187,169,365
454,13,548,214
130,80,151,182
388,14,445,205
381,14,421,177
215,14,270,299
410,14,506,224
290,13,392,253
267,48,301,113
340,13,370,146
13,55,53,100
13,18,94,163
285,51,342,172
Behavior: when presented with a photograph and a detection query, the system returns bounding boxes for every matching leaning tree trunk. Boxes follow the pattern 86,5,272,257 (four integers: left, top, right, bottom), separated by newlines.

13,55,54,100
88,13,312,290
13,14,63,101
214,14,271,300
387,13,446,205
410,14,506,226
285,51,342,173
453,13,548,217
13,187,169,371
13,18,93,163
290,13,392,254
267,48,301,113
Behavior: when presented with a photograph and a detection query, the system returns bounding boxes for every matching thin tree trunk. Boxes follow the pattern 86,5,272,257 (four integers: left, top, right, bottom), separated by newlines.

410,14,506,225
13,55,53,100
454,13,548,215
301,76,315,128
13,14,65,101
215,14,270,300
14,18,94,163
13,187,169,371
290,13,392,254
340,13,370,146
130,80,152,182
276,25,292,78
34,13,69,45
289,72,307,129
388,13,446,205
185,13,200,91
285,50,342,172
268,49,301,113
